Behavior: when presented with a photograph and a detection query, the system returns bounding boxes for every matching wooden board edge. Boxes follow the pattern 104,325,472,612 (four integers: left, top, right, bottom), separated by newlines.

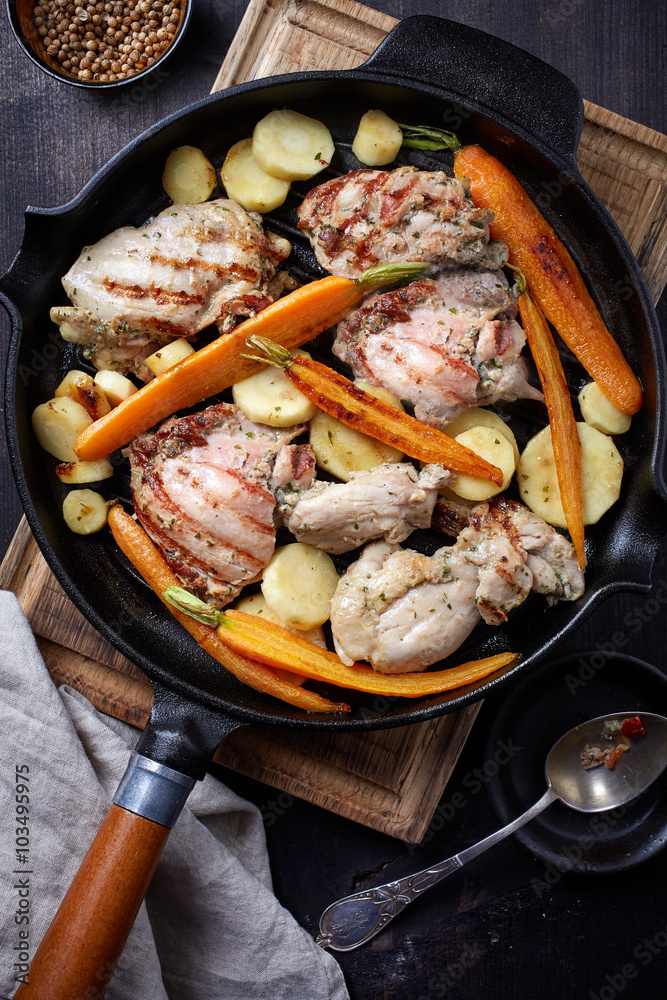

0,515,33,591
583,99,667,156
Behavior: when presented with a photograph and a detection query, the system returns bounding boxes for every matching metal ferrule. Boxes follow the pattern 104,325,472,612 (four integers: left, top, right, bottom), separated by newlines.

113,753,196,828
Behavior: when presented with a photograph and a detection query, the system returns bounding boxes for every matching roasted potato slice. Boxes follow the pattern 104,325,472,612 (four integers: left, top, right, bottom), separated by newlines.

232,351,316,426
443,407,520,468
55,370,111,421
261,543,339,630
578,381,632,435
447,426,516,501
352,110,403,166
252,109,335,181
308,381,404,481
62,489,110,535
144,338,195,377
518,421,623,527
221,138,291,213
94,370,137,408
32,397,93,462
55,457,114,484
162,145,216,205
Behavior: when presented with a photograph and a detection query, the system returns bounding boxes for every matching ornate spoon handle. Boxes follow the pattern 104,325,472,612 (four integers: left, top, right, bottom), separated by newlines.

316,787,557,951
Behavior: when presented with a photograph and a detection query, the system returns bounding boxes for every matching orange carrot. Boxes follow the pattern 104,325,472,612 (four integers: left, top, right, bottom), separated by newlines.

107,504,350,714
453,144,642,415
75,263,429,461
517,286,585,568
165,587,519,698
244,337,504,485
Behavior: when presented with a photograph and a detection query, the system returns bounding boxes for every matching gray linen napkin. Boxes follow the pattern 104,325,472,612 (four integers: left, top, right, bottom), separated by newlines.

0,591,349,1000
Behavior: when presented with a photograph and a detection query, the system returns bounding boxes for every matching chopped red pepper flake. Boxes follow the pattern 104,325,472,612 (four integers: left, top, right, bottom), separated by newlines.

621,716,646,739
605,743,629,769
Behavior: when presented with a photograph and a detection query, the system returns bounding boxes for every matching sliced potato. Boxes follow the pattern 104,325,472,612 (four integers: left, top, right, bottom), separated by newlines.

32,397,93,462
448,426,516,501
261,543,339,630
579,381,632,436
518,422,623,528
56,457,114,484
232,351,317,426
221,138,291,213
55,369,111,421
252,109,335,182
309,380,405,481
352,110,403,166
62,489,110,535
234,592,326,649
144,338,195,377
443,407,520,468
162,145,216,205
94,370,138,408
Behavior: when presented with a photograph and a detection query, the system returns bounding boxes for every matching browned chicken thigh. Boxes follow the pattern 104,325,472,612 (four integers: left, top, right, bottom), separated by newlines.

297,166,507,278
334,268,542,426
51,199,293,380
127,402,315,608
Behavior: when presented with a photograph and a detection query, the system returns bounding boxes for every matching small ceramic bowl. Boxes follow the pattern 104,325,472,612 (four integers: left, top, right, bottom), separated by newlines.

7,0,191,89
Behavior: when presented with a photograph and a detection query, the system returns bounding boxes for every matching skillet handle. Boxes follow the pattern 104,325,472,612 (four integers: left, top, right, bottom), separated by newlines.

14,755,195,1000
362,15,583,163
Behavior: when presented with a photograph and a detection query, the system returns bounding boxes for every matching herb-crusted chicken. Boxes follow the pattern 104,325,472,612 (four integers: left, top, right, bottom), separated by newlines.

297,166,507,278
330,496,584,673
277,462,450,553
333,268,542,426
51,199,293,380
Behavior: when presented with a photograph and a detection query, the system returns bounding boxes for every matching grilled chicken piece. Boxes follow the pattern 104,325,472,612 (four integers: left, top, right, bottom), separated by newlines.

334,268,542,426
277,462,450,554
330,540,481,673
432,496,585,611
127,403,313,608
297,166,507,278
331,496,584,673
52,199,293,380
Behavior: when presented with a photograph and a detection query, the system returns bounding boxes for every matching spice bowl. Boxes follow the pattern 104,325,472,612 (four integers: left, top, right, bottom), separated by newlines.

7,0,191,88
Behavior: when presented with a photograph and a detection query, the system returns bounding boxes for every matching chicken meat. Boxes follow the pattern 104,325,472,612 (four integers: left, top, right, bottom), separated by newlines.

297,166,507,278
330,496,584,673
277,462,450,553
333,268,542,426
127,402,315,608
51,199,293,380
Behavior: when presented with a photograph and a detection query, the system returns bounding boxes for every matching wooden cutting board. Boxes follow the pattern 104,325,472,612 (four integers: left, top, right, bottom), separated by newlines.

3,0,667,844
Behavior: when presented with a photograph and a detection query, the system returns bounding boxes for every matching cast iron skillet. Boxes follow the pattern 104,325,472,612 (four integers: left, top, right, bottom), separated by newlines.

2,17,667,992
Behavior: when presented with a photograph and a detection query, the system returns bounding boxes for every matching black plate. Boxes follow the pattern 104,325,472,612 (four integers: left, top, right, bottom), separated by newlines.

2,17,667,731
484,651,667,874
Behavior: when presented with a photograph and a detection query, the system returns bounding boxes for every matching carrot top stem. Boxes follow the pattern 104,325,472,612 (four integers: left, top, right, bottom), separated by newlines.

399,123,462,152
357,260,432,290
242,336,293,369
163,586,237,628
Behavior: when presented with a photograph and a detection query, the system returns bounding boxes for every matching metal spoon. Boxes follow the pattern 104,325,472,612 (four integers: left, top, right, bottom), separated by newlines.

316,711,667,951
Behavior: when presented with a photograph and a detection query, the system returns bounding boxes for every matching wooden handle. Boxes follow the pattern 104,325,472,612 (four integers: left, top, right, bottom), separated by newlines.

14,804,170,1000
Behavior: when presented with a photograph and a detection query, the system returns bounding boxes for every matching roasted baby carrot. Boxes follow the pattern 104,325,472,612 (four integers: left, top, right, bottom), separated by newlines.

243,337,503,484
107,504,350,714
453,144,642,415
517,284,585,568
74,262,429,462
165,587,518,698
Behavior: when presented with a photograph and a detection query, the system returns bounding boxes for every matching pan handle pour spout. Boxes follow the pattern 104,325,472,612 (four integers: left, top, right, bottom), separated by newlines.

13,690,246,1000
362,15,584,164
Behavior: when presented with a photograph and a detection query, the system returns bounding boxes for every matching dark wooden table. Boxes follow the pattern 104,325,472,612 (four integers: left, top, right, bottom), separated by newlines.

2,2,667,998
